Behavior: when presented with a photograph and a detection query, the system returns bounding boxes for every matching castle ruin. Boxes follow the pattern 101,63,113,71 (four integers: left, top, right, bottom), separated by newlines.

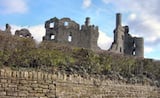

41,13,144,57
43,17,100,50
109,13,144,57
15,28,33,38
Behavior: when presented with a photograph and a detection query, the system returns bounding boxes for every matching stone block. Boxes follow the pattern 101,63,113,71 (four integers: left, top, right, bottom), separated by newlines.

38,85,49,89
18,91,28,97
24,71,29,79
0,79,7,83
37,72,43,80
49,84,55,90
0,91,6,96
19,80,28,84
42,89,49,93
33,93,45,97
6,91,18,96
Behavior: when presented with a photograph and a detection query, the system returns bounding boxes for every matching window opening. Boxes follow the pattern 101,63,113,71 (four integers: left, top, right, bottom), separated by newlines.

50,22,54,28
68,33,72,42
133,51,136,55
68,35,72,42
20,35,23,37
64,22,69,26
120,47,122,52
51,34,55,40
133,43,136,47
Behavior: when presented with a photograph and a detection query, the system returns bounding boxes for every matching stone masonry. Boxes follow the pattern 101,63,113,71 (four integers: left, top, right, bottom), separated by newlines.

15,28,33,38
43,14,144,57
0,68,159,98
0,24,11,34
109,13,144,57
43,17,100,50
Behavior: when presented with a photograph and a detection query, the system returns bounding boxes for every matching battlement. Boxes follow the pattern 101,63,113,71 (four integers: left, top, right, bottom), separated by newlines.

43,17,100,50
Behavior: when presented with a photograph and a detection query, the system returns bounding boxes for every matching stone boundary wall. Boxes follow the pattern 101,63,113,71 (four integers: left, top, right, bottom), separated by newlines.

0,68,159,98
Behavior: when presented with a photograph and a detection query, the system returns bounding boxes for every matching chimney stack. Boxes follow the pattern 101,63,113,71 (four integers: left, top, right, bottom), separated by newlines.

85,17,90,26
116,13,122,28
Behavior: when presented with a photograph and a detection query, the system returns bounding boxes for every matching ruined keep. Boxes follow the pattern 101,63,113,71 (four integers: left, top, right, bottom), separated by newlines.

109,13,144,57
15,28,33,38
43,17,99,50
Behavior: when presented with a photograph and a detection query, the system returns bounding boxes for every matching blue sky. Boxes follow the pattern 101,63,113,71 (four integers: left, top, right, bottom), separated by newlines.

0,0,160,60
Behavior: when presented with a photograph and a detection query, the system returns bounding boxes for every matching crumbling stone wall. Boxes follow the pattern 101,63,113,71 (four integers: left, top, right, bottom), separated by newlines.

15,28,33,38
109,13,144,57
0,24,11,34
0,68,159,98
0,24,33,38
43,17,100,50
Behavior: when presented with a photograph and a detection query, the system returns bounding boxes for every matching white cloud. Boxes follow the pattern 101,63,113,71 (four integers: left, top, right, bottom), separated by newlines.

128,13,137,21
98,31,112,50
128,13,160,46
144,47,153,54
28,25,45,42
0,0,28,14
82,0,92,8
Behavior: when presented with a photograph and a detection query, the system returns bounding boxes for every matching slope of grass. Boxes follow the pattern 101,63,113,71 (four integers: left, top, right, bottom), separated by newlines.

0,32,160,87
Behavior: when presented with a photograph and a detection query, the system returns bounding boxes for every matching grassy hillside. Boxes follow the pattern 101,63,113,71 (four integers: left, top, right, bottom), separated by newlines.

0,32,160,87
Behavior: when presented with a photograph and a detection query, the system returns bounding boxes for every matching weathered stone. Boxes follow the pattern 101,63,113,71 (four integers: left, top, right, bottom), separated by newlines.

0,24,11,34
42,89,49,93
24,71,29,79
0,91,6,96
0,79,7,83
18,91,28,96
19,80,28,84
6,91,18,96
33,93,45,97
15,28,33,38
109,13,144,57
38,85,48,89
43,17,100,50
8,84,17,88
0,68,159,98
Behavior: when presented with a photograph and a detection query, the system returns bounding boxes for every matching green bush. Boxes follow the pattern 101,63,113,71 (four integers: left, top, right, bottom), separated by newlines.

0,33,160,86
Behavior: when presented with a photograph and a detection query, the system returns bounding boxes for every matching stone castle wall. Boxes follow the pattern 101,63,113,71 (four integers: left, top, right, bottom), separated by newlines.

43,17,100,50
0,68,159,98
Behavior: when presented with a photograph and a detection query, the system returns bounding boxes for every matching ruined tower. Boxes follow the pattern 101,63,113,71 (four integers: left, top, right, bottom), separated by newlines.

43,17,99,50
109,13,144,57
109,13,125,54
80,17,99,49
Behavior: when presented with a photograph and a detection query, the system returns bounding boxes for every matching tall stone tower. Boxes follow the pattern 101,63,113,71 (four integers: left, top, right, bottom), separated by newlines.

109,13,125,53
109,13,144,57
